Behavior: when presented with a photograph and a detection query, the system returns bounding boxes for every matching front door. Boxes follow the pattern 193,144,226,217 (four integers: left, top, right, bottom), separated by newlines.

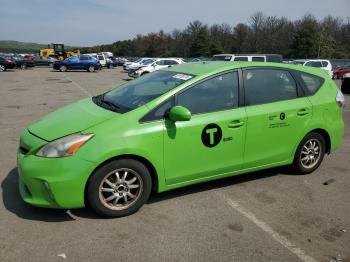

164,72,247,185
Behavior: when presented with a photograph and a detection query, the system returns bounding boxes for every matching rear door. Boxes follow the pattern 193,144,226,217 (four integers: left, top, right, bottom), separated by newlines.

243,68,313,168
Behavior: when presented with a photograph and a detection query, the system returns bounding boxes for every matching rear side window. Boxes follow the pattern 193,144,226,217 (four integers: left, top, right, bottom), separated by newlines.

98,55,104,60
234,57,248,61
252,57,265,62
80,56,89,61
177,72,239,114
299,72,324,95
305,61,323,68
244,69,298,106
322,61,329,67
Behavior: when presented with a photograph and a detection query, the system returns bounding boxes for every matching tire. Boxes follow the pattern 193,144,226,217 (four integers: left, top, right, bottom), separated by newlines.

88,65,95,72
87,159,152,218
108,64,113,69
292,132,326,174
21,63,27,70
59,65,67,72
0,65,5,72
341,82,350,94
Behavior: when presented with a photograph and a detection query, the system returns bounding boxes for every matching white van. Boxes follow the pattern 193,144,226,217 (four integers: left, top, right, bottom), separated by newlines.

213,54,282,63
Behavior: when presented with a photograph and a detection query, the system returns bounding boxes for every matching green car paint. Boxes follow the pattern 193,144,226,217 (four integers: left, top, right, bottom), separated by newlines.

17,62,344,209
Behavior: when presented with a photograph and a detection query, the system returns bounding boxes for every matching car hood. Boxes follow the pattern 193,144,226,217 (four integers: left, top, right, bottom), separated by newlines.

28,98,116,141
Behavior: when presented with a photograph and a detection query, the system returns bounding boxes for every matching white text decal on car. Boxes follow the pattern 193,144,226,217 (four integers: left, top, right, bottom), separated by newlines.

172,74,193,81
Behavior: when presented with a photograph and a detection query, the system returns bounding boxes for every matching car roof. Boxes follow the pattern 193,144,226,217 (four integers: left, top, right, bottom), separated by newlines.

164,61,329,78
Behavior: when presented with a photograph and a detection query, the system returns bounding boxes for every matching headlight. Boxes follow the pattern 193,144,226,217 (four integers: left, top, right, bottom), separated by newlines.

36,133,94,158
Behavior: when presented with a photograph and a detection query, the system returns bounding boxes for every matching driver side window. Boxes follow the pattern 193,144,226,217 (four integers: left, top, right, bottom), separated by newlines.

176,72,239,115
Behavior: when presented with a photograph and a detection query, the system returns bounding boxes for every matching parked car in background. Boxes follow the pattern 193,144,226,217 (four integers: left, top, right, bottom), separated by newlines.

213,54,283,63
97,53,108,67
7,56,35,69
291,59,332,77
332,64,350,79
341,73,350,94
17,62,344,217
127,58,156,72
53,55,101,72
129,58,184,78
0,57,16,71
33,56,57,66
123,58,152,71
105,57,127,68
101,52,113,58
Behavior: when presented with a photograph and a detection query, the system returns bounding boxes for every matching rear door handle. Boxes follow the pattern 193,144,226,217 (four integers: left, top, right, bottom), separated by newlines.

228,120,245,128
297,108,310,116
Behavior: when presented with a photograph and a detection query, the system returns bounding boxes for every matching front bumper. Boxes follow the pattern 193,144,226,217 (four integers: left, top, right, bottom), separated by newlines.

17,129,97,209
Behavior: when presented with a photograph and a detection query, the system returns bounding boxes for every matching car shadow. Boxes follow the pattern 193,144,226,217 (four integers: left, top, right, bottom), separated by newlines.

1,168,75,222
147,166,295,204
2,166,297,221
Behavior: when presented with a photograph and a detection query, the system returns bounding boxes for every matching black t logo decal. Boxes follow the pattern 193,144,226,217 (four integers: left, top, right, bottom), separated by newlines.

201,123,222,147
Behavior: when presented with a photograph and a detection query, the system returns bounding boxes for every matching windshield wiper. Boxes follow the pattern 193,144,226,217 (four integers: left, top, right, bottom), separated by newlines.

101,97,120,110
93,94,121,112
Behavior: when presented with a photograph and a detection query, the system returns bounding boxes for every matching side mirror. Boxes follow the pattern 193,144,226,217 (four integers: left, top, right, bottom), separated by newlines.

168,106,191,122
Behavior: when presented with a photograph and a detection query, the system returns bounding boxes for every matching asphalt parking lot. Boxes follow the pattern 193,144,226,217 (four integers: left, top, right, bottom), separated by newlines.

0,67,349,262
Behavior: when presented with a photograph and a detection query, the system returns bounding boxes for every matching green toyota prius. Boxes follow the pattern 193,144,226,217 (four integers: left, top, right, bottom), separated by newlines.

17,62,345,217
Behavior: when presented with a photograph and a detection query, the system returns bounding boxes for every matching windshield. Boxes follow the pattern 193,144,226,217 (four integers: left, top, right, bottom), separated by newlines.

141,59,155,65
96,70,194,113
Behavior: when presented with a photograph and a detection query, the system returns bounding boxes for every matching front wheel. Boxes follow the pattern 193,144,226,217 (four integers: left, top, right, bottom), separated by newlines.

87,159,152,217
292,133,325,174
108,64,113,69
21,63,27,70
59,65,67,72
0,65,5,72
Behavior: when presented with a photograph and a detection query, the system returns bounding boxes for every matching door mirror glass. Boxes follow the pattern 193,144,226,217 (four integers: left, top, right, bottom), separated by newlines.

168,106,191,122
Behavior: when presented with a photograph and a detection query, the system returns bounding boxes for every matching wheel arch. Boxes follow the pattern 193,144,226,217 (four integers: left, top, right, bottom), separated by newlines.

307,128,331,154
84,154,159,205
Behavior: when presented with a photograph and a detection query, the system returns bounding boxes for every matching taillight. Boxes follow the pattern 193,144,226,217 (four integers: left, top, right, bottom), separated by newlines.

336,90,345,108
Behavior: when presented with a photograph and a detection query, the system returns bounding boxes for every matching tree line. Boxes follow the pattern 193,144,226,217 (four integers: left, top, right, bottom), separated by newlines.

84,12,350,59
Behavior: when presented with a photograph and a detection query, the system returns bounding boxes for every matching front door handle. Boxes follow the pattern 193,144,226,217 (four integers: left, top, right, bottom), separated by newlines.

228,120,245,128
297,108,310,116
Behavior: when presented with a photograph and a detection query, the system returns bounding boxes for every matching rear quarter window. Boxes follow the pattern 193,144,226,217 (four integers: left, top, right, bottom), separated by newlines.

299,72,324,95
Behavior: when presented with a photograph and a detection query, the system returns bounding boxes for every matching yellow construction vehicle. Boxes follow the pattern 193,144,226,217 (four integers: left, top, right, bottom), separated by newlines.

39,44,80,60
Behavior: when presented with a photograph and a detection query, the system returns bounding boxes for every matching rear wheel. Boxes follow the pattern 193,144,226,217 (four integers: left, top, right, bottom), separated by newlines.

59,65,67,72
87,159,152,217
88,65,95,72
292,133,325,174
21,63,27,70
0,65,5,72
108,64,113,69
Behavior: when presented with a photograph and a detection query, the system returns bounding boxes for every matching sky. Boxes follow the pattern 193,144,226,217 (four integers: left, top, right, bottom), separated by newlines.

0,0,349,46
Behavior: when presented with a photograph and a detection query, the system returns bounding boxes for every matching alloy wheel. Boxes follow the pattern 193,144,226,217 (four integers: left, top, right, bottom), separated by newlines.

300,139,322,169
98,168,143,210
